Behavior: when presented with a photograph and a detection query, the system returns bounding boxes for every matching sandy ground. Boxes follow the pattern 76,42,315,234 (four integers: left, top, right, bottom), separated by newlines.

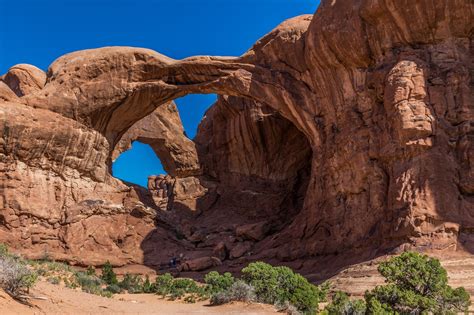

0,281,279,315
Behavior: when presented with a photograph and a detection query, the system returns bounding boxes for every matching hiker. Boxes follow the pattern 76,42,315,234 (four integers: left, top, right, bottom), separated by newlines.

169,257,177,268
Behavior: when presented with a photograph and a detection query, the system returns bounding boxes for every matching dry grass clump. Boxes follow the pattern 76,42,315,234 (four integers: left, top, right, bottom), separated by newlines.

0,244,38,299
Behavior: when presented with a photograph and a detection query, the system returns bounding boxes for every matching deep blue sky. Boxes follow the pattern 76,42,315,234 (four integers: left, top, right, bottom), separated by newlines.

0,0,319,187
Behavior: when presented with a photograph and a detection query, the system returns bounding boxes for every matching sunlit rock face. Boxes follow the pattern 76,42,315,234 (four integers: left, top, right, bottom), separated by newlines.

0,0,472,272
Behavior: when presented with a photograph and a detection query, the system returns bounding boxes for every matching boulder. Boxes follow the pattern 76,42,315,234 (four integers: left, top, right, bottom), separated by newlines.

229,242,253,259
236,222,270,241
179,256,222,272
212,242,228,261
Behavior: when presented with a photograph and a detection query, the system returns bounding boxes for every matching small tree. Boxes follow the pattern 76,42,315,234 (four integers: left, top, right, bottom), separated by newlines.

154,273,174,296
101,261,118,285
365,252,471,314
241,261,326,314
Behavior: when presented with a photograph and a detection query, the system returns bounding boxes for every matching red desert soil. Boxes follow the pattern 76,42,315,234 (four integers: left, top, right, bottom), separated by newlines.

0,281,278,315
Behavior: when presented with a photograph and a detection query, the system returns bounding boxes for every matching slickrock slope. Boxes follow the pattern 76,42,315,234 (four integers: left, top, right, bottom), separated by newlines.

0,0,473,276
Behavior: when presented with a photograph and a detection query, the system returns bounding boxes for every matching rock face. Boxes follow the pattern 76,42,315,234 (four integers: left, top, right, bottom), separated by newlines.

0,0,473,274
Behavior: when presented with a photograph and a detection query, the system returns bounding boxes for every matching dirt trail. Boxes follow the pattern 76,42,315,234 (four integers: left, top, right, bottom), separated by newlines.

0,281,278,315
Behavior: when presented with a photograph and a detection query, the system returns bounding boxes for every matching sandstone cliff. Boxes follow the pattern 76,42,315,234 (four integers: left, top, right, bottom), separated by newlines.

0,0,472,275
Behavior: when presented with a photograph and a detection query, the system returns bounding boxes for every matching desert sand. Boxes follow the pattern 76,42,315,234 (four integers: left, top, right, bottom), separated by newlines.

0,281,278,315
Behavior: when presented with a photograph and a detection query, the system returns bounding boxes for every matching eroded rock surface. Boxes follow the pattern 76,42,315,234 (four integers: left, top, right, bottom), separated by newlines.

3,64,46,97
0,0,473,275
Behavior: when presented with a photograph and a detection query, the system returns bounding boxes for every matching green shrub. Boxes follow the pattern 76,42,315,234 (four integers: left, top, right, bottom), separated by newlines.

75,271,104,295
275,301,302,315
142,275,155,293
440,286,471,313
75,271,113,297
101,290,114,298
20,269,38,293
204,271,235,294
64,277,78,289
171,277,199,296
101,261,118,285
119,273,143,293
106,283,122,294
44,261,71,272
76,271,102,288
318,281,330,302
350,300,367,314
47,276,60,285
0,244,9,256
194,285,210,300
323,291,366,315
169,288,186,300
86,266,96,276
241,262,324,314
153,273,205,300
82,284,113,298
36,268,47,276
184,295,196,303
365,252,471,314
365,297,395,314
154,273,174,296
241,262,280,302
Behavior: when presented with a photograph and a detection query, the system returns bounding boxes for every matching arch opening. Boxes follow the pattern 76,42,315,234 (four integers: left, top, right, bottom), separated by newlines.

174,93,218,139
139,95,314,270
108,92,314,236
181,95,313,234
112,141,167,188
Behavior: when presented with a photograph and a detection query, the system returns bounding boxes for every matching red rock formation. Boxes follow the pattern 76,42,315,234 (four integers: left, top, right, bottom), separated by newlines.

112,101,200,177
3,64,46,97
0,0,472,274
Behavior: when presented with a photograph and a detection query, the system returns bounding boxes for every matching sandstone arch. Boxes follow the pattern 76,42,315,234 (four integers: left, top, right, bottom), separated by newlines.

0,0,472,273
111,101,200,177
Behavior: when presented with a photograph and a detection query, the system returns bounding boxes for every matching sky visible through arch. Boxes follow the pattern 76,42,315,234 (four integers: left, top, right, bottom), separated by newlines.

0,0,320,187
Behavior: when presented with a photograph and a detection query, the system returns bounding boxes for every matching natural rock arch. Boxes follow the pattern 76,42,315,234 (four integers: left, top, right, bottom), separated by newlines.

1,0,472,273
111,101,200,178
21,15,318,153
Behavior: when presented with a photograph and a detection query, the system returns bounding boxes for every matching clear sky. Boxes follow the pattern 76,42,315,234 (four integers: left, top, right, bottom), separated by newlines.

0,0,320,187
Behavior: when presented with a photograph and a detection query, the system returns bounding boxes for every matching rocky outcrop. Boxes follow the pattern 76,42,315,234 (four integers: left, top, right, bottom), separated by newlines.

0,100,158,265
0,0,472,274
3,64,46,97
